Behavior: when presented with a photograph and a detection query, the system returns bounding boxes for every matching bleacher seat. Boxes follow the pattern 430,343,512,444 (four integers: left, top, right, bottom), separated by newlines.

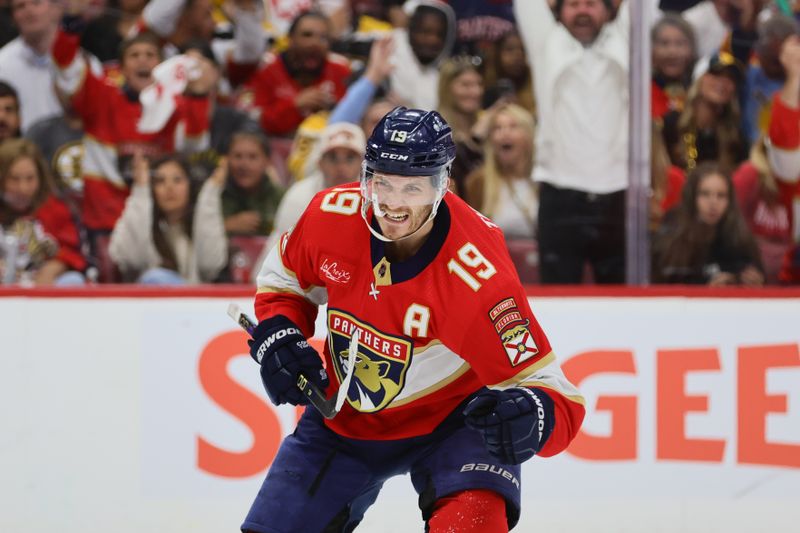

506,238,539,284
228,235,269,284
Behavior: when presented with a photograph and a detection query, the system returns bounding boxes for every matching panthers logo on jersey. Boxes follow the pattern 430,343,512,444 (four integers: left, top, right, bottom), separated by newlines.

327,309,413,412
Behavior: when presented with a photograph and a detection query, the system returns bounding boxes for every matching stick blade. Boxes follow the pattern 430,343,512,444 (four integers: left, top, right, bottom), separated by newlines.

227,302,241,321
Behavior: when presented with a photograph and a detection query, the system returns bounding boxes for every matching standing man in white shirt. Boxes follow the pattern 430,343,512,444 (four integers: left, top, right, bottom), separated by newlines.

514,0,629,283
0,0,63,132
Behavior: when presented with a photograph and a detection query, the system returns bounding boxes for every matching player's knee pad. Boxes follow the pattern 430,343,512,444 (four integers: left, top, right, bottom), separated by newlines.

427,489,508,533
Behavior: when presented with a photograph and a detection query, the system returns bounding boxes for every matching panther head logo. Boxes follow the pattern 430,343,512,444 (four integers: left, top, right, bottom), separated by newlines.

337,348,403,412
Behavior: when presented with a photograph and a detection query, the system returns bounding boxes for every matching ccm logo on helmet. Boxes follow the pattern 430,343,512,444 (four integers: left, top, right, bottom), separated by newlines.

380,152,409,161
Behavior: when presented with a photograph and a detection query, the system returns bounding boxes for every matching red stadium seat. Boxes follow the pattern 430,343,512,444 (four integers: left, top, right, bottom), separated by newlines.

506,238,539,284
91,232,122,283
228,235,269,284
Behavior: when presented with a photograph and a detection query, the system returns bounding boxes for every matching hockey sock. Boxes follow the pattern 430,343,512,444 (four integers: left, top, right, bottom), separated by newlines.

427,489,508,533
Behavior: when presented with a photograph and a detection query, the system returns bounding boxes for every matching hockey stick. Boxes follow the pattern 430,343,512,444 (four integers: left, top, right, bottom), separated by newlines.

227,303,357,419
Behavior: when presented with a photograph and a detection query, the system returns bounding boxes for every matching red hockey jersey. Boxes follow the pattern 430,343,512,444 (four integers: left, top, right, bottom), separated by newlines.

254,185,585,457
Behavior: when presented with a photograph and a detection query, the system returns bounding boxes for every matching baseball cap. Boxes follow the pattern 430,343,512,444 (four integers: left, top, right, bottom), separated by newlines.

319,123,366,157
707,51,744,83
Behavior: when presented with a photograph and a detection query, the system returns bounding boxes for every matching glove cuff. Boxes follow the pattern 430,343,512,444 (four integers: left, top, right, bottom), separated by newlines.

519,387,555,450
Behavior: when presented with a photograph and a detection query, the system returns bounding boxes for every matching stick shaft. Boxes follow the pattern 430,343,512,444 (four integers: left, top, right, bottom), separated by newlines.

230,306,336,418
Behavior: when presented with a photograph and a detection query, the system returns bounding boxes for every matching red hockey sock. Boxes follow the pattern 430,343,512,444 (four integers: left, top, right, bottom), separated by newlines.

427,489,508,533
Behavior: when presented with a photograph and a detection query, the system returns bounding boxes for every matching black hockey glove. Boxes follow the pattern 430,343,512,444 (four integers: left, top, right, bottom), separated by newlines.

248,315,329,406
463,387,555,465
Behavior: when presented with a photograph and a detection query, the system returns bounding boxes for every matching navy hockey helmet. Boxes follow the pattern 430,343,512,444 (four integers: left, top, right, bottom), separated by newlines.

360,107,455,242
363,106,456,178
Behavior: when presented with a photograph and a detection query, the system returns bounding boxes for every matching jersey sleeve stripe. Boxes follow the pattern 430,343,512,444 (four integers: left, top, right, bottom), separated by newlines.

256,245,328,305
388,343,471,407
389,363,471,408
489,352,586,406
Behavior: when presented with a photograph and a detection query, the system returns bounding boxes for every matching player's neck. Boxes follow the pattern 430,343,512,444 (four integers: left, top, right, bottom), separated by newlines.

385,219,434,262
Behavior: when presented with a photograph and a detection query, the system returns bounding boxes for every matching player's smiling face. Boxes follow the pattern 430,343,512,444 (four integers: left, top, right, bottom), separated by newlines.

372,173,438,241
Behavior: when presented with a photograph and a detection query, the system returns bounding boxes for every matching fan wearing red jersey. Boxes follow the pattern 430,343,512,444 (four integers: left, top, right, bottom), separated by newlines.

52,1,214,233
242,107,585,533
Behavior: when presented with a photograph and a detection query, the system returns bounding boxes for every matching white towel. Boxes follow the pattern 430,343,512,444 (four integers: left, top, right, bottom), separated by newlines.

137,55,200,134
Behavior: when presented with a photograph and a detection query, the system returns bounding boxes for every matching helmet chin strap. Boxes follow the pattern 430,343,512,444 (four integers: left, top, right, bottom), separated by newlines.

360,190,445,244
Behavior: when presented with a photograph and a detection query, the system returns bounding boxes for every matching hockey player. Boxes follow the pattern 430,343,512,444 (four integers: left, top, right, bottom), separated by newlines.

244,107,585,532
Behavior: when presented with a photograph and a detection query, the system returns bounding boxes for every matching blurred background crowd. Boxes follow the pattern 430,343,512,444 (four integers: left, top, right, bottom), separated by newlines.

0,0,798,287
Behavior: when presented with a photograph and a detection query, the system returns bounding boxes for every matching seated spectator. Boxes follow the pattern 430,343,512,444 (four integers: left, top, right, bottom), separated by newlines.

109,152,227,284
52,16,215,234
437,55,490,196
652,162,764,285
222,131,284,236
0,0,63,131
388,0,456,110
651,12,696,119
463,103,537,241
242,10,351,137
481,29,536,115
0,138,86,285
0,80,21,142
254,122,366,282
662,51,748,174
733,137,796,283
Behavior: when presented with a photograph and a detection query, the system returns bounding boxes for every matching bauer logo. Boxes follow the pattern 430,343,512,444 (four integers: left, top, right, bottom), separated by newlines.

459,463,520,490
327,309,413,412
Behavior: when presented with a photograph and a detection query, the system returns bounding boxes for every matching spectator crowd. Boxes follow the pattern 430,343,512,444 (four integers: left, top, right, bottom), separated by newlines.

0,0,798,287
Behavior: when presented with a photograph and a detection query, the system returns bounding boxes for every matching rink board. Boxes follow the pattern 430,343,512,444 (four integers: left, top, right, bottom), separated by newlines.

1,287,799,532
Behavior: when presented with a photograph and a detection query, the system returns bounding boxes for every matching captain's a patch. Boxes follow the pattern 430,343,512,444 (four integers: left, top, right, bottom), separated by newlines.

489,297,539,366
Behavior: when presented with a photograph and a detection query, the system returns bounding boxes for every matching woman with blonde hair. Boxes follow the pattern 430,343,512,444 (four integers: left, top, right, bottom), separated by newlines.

463,103,537,240
662,52,748,175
